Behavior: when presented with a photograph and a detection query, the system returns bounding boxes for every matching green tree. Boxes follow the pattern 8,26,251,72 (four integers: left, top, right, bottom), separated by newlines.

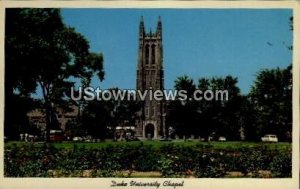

5,8,104,141
81,89,141,140
167,75,198,138
168,75,242,140
4,95,40,139
197,76,242,140
249,65,292,141
288,16,293,50
110,90,142,139
81,100,110,140
238,95,258,141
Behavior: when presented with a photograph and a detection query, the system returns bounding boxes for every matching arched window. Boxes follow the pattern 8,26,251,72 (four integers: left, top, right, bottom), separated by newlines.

151,44,156,64
145,45,149,64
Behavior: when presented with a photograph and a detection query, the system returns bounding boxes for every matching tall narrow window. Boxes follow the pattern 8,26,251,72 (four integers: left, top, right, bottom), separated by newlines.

151,44,156,64
145,45,149,64
150,102,154,117
146,106,150,117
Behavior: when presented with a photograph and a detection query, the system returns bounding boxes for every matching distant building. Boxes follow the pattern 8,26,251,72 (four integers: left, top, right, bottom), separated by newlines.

107,126,136,141
27,105,79,132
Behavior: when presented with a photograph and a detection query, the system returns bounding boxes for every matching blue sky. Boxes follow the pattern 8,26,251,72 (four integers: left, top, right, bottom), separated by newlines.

61,9,292,94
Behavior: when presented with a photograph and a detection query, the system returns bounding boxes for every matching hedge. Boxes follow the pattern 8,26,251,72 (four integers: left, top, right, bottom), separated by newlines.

4,143,292,178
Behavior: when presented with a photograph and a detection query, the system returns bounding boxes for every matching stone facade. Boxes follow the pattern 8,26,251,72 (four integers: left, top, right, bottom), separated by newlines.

27,105,79,132
135,17,166,139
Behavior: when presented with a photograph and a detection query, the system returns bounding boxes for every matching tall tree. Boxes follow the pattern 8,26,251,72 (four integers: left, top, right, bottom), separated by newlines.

81,89,141,140
168,75,242,140
5,8,105,141
249,65,292,141
197,76,242,140
167,75,198,138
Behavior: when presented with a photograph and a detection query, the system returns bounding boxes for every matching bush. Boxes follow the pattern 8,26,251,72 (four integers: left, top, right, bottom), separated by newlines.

194,152,227,178
269,153,292,178
4,142,292,178
235,147,277,177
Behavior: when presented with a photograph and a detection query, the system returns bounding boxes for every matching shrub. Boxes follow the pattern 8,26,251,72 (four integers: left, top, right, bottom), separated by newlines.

236,147,274,177
4,142,292,178
269,153,292,178
158,155,182,177
194,152,227,178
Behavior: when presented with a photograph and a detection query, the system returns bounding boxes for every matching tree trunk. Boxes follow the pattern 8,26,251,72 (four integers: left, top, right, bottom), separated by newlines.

44,101,51,142
41,82,51,142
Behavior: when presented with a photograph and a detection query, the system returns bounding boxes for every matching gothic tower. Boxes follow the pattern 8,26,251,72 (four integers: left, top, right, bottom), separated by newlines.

136,16,166,139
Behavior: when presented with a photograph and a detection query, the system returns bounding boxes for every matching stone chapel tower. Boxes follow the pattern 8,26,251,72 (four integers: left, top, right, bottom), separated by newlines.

136,16,166,139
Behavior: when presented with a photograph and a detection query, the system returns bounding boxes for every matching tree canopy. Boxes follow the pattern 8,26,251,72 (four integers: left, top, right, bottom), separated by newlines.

5,8,104,140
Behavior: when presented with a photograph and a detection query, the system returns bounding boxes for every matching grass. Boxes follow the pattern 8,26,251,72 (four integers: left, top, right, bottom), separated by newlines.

5,140,292,151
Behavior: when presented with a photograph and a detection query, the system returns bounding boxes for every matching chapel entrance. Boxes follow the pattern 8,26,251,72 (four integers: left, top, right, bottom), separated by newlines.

145,124,155,139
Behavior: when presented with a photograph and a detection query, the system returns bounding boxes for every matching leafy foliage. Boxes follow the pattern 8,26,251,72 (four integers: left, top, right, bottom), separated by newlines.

168,75,243,140
249,66,292,141
4,143,291,178
5,8,105,140
269,152,292,177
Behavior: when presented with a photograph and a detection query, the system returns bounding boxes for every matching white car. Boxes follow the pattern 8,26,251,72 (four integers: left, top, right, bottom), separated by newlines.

73,136,83,142
218,136,226,142
261,134,278,142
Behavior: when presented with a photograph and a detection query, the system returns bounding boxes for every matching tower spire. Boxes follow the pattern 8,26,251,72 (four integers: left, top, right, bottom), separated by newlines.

157,16,162,37
139,16,145,37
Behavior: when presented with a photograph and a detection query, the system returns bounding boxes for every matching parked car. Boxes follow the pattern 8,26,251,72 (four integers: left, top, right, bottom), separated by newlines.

72,136,83,142
261,134,278,142
218,136,227,142
126,136,140,141
159,136,172,142
83,136,93,142
49,130,64,142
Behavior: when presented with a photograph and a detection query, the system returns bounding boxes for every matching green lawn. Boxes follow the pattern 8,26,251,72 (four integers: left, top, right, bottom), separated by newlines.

5,140,292,151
